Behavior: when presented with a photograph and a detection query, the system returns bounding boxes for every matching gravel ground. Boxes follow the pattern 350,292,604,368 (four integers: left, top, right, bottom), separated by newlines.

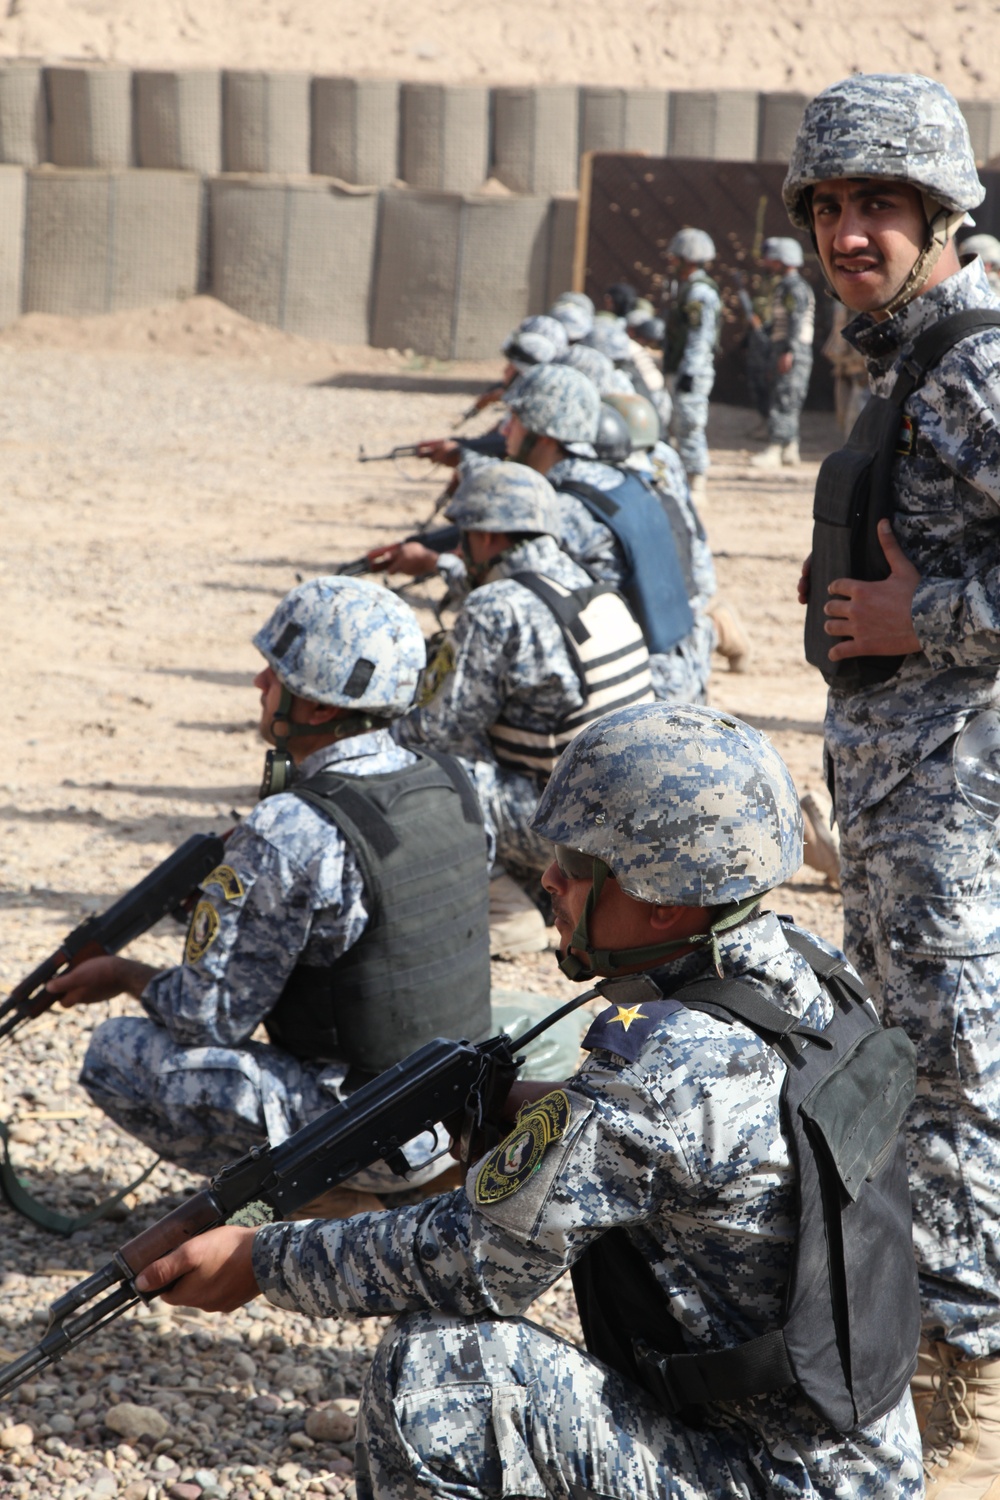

0,305,841,1497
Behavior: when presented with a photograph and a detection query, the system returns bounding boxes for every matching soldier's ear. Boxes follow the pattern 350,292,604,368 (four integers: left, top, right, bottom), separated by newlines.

301,701,343,728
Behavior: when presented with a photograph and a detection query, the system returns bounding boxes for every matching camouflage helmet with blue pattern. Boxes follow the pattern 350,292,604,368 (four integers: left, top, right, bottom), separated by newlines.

783,73,984,230
253,576,425,717
504,363,602,453
668,227,716,263
502,314,570,370
533,702,802,906
556,343,617,396
445,463,562,539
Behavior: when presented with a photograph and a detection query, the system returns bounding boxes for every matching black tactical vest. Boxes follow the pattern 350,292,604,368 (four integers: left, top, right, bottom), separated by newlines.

571,929,920,1435
555,470,694,655
805,310,1000,687
265,751,491,1076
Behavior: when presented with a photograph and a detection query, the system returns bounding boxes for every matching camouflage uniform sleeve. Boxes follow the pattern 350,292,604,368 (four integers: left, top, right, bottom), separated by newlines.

908,348,1000,669
393,592,518,761
677,284,720,378
139,818,365,1048
786,278,816,348
250,1064,687,1321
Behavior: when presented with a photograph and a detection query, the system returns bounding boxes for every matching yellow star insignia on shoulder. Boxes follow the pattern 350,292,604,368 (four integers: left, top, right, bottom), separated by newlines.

609,1003,648,1031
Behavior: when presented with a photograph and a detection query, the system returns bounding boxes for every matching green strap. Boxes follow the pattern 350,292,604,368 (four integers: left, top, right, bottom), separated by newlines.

0,1118,161,1237
558,867,767,982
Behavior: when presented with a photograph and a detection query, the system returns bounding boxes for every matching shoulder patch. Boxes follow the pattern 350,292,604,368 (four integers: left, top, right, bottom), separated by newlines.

185,899,221,964
685,301,703,328
417,634,456,706
202,863,244,903
582,997,684,1063
474,1090,572,1206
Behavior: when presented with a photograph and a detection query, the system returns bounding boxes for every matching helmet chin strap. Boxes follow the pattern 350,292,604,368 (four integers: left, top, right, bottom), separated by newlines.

557,858,768,982
877,200,969,319
512,429,540,466
259,685,388,799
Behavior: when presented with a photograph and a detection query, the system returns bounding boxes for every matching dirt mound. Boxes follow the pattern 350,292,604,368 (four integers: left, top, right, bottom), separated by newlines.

0,0,997,98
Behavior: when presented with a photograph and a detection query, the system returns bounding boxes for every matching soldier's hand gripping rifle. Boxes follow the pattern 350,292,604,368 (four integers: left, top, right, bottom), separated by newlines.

0,833,227,1046
0,975,659,1397
335,522,462,577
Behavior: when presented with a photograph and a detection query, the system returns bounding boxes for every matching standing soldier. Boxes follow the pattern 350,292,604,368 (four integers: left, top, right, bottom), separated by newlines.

751,237,816,468
789,73,1000,1496
662,227,721,500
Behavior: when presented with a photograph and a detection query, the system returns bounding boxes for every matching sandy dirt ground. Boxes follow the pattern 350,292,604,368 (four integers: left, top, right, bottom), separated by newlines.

0,298,841,1496
0,0,998,100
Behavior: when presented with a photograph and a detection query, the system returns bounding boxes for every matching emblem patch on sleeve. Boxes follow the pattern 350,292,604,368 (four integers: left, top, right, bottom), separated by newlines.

185,899,221,964
202,864,244,902
895,415,916,456
417,635,456,707
474,1090,572,1206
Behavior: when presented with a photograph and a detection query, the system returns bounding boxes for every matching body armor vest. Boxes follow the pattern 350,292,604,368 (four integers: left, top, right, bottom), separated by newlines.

554,470,694,655
487,572,653,779
265,751,491,1076
805,310,1000,687
571,929,919,1435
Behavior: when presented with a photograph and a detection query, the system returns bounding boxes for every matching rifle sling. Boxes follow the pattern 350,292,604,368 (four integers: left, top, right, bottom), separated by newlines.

0,1118,160,1237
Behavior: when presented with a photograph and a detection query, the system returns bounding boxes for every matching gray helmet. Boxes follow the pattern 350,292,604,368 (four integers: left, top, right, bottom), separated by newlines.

532,703,803,907
556,343,617,396
668,227,716,264
603,391,661,451
961,232,1000,268
502,314,570,369
593,402,632,462
548,300,593,342
761,235,804,268
783,74,984,231
254,576,425,717
582,319,631,364
632,315,665,345
445,464,561,539
552,290,595,315
504,363,601,453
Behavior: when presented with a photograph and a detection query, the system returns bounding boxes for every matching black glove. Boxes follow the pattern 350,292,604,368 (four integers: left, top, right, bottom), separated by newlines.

676,373,693,393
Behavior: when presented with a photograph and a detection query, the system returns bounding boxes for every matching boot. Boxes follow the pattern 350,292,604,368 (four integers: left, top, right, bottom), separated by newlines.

707,599,751,673
781,440,801,466
749,443,783,469
488,871,547,956
688,472,707,501
917,1338,1000,1499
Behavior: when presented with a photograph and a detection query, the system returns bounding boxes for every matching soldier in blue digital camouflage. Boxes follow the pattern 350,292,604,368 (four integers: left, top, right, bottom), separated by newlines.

393,462,653,951
134,703,923,1500
662,227,722,500
788,73,1000,1496
750,237,816,469
46,577,491,1211
381,364,699,708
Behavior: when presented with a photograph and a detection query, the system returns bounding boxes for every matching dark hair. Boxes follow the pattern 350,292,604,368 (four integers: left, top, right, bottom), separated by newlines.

605,282,638,318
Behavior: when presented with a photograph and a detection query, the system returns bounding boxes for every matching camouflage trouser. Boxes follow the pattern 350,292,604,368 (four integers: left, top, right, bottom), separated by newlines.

80,1016,445,1190
837,735,1000,1359
355,1310,921,1500
671,370,715,478
649,614,715,705
766,349,813,445
459,757,551,877
744,328,771,417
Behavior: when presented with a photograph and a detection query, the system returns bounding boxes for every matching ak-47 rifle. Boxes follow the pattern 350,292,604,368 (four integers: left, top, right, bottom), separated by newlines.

0,833,227,1046
357,433,506,466
0,974,660,1397
335,522,462,577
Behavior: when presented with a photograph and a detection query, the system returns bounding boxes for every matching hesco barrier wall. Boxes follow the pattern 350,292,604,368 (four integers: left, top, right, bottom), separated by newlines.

2,66,1000,357
576,153,1000,408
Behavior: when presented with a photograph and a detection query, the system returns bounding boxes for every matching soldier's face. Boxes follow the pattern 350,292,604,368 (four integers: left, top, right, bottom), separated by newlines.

811,178,928,314
254,665,285,744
